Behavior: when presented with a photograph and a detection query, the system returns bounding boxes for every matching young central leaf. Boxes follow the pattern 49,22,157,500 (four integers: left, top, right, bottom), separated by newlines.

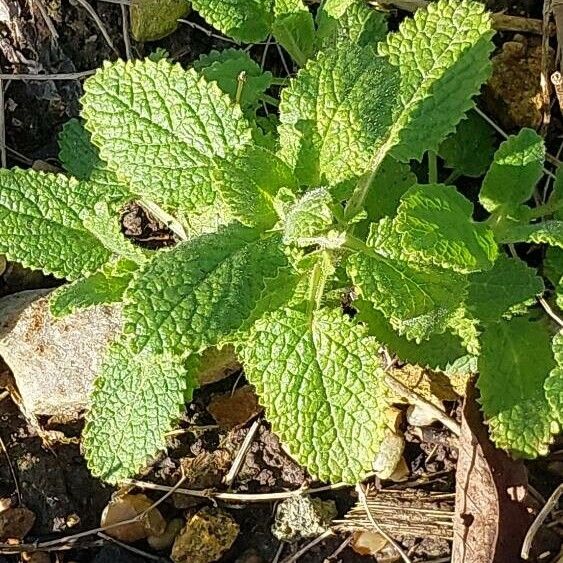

240,307,389,483
124,223,288,355
81,59,253,237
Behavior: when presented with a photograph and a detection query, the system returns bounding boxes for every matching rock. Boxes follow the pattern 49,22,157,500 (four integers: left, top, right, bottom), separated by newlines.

0,291,240,416
271,496,337,543
351,531,389,556
100,494,166,543
21,553,50,563
147,517,183,551
207,385,262,428
0,507,36,540
373,432,405,480
171,507,239,563
130,0,191,42
0,289,122,416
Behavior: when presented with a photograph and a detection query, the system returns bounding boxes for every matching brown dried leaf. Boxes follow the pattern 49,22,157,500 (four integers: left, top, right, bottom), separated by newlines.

207,385,262,428
452,379,533,562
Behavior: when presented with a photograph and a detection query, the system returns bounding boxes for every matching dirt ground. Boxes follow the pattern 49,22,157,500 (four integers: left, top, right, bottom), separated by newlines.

0,0,561,562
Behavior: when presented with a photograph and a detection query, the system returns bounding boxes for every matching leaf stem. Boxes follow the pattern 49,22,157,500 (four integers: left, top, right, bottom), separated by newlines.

306,253,329,316
526,196,563,220
270,77,290,86
344,139,393,221
427,150,438,184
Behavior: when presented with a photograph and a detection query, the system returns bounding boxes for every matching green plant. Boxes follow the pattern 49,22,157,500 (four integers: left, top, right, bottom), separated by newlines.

0,0,561,484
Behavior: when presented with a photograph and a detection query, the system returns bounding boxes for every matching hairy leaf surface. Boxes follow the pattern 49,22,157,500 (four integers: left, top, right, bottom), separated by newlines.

0,169,112,280
347,244,466,341
213,145,299,228
50,259,138,317
467,255,543,322
378,0,494,162
391,184,497,273
499,221,563,249
357,300,474,373
273,0,315,66
315,0,387,50
84,340,194,483
193,49,273,113
545,331,563,425
277,44,399,186
478,316,558,458
124,224,288,354
240,307,389,483
82,59,252,237
190,0,273,42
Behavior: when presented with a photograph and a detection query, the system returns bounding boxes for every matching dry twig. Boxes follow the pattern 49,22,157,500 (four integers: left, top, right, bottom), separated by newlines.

123,478,348,502
74,0,119,56
0,435,21,506
281,530,334,563
223,419,260,487
384,373,462,436
355,484,413,563
522,484,563,559
121,3,133,60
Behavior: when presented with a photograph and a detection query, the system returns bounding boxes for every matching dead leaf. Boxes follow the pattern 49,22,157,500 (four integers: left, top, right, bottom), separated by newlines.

452,378,533,562
0,507,35,540
207,385,262,428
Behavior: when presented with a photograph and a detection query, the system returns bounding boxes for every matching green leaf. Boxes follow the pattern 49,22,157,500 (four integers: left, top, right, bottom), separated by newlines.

315,0,387,50
390,184,498,273
82,202,148,264
466,255,543,322
213,145,299,229
356,300,474,373
347,242,466,341
50,258,138,317
477,316,558,458
193,49,273,113
84,339,195,483
239,307,389,483
545,331,563,425
277,44,399,187
190,0,273,42
377,0,494,163
362,157,416,223
124,224,288,354
499,221,563,249
544,247,563,287
272,0,315,66
0,169,112,280
438,111,496,178
480,128,545,214
58,119,132,205
282,188,335,246
82,59,253,237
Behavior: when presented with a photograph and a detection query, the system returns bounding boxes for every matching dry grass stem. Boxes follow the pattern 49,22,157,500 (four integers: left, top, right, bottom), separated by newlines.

74,0,119,55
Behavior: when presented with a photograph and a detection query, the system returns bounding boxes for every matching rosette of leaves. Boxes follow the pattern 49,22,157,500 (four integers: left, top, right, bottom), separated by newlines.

0,0,561,485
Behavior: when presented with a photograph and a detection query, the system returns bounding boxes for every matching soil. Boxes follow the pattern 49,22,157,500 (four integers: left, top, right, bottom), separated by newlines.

0,0,561,562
